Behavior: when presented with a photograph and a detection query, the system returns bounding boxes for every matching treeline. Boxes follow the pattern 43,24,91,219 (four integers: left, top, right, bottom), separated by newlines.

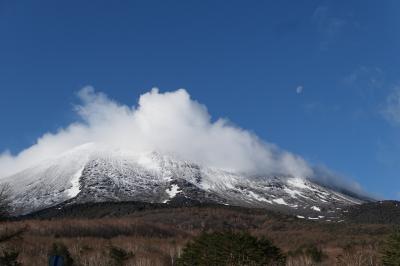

1,228,400,265
0,184,399,265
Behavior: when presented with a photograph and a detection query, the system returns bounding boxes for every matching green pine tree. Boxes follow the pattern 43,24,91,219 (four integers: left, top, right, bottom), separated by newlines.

176,231,285,266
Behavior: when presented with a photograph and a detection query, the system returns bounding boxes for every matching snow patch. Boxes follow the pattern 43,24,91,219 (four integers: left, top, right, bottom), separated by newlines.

248,191,272,204
287,178,308,189
284,187,303,198
311,206,321,212
273,198,288,205
296,215,305,219
166,184,181,199
66,167,84,197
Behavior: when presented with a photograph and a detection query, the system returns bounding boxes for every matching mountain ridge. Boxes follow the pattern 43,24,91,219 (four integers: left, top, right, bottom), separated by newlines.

1,143,366,219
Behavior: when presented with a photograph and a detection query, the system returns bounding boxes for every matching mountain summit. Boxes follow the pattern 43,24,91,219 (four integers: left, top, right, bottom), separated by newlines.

3,143,364,219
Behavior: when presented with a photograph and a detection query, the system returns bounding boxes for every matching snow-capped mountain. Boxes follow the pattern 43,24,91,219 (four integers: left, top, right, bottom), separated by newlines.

2,143,364,219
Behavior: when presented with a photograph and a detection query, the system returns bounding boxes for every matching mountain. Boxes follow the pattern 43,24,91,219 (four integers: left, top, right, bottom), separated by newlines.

2,143,365,219
342,200,400,224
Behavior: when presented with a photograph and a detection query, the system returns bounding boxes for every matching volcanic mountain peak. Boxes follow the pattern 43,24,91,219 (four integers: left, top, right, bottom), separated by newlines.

2,143,364,219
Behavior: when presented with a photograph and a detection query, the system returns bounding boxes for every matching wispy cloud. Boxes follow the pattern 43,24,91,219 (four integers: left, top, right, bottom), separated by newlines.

311,165,369,199
344,66,384,88
312,5,349,49
381,86,400,125
313,6,347,33
344,66,385,105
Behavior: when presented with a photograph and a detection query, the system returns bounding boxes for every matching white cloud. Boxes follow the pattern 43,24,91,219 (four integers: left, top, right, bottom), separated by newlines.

312,5,349,49
382,86,400,125
311,165,365,197
296,85,303,94
0,87,313,179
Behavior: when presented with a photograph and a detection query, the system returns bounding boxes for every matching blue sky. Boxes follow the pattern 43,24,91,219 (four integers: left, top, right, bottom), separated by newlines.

0,1,399,198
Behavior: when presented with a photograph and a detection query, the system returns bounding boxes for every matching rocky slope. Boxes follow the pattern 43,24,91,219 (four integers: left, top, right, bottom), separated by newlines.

1,143,365,219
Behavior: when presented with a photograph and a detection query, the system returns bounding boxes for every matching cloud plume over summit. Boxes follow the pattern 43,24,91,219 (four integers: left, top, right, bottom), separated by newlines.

0,87,313,179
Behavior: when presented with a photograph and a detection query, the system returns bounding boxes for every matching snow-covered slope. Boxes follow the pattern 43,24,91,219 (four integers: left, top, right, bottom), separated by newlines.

1,143,364,218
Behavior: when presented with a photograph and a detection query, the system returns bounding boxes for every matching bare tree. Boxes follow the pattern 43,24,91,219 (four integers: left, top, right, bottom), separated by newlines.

0,183,12,219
